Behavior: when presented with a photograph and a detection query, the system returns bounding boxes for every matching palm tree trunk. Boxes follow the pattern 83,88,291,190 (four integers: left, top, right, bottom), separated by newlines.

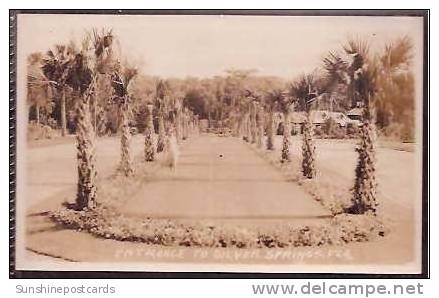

250,102,257,144
175,107,182,142
93,86,98,132
96,107,106,137
144,105,156,162
256,106,264,149
242,112,250,142
35,104,40,125
75,92,98,210
266,110,275,150
281,111,291,162
302,111,316,178
118,99,134,176
350,98,378,215
156,112,166,152
182,110,189,140
60,88,67,136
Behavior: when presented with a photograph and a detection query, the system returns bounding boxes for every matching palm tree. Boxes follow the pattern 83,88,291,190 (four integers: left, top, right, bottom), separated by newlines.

264,89,283,151
244,90,261,144
376,36,414,138
63,42,95,210
250,100,258,144
27,52,52,125
277,91,294,163
155,80,168,152
322,51,350,112
256,103,265,149
144,104,156,162
301,105,316,179
67,29,116,209
290,74,318,178
182,106,190,140
343,39,379,215
174,97,183,142
111,64,138,176
42,43,76,136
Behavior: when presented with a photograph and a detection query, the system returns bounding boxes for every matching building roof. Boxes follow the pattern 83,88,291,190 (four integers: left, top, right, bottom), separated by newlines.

276,110,359,126
347,108,363,116
290,110,354,126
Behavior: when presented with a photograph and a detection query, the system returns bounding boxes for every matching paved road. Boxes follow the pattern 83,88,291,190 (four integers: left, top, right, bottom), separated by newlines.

120,135,331,222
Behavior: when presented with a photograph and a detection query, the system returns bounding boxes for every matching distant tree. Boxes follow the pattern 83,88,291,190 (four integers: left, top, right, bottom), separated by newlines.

184,88,207,119
27,52,53,124
322,51,350,112
42,43,76,136
376,36,415,141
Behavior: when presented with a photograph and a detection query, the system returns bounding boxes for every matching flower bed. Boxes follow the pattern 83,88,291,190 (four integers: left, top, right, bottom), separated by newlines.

49,205,386,249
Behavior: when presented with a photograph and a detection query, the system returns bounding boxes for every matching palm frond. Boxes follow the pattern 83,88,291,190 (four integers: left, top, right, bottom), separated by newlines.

381,36,413,72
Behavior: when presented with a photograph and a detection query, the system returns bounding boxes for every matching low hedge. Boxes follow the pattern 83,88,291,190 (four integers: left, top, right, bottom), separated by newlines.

49,205,386,249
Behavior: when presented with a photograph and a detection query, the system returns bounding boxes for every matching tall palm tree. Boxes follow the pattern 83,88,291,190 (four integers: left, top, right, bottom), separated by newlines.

376,36,414,136
250,100,258,144
277,90,294,163
322,51,350,111
244,90,261,144
155,80,168,152
264,89,283,151
67,29,115,209
42,43,76,136
111,64,138,176
256,103,264,149
144,104,156,162
290,74,318,178
343,39,379,215
182,106,190,140
63,43,95,210
302,102,316,179
174,97,183,142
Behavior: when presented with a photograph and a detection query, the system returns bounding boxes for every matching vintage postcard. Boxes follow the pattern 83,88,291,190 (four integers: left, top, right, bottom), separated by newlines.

10,10,428,277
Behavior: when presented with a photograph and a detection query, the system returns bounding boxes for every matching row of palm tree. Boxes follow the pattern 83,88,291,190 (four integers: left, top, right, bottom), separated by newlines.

233,37,413,216
28,30,413,216
30,28,199,210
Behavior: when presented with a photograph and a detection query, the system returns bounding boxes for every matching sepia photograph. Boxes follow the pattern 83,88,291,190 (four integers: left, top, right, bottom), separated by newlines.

10,10,428,276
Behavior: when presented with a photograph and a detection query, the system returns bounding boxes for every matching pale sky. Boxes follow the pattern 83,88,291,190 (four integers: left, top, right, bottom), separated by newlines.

17,14,424,79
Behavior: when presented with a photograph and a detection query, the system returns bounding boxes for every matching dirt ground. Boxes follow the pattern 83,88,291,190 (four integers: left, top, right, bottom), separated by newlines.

20,133,422,273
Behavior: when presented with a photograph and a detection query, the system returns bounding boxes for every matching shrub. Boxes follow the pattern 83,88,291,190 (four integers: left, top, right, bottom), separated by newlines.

382,122,414,143
313,126,325,138
323,117,337,135
332,126,347,139
134,105,148,134
47,138,388,249
48,205,387,248
290,125,298,136
346,123,360,137
28,121,55,140
276,122,284,135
